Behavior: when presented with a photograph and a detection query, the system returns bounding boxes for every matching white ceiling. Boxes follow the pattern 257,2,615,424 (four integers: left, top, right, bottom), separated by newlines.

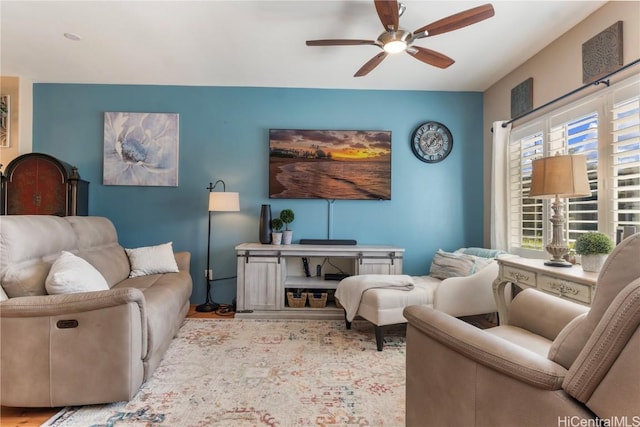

0,1,607,92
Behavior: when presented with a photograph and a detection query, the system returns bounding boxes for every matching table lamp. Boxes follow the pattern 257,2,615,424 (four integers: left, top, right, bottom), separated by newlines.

196,180,240,312
529,154,591,267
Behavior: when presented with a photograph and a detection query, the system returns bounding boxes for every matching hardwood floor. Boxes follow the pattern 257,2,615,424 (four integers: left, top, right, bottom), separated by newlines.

0,305,233,427
0,407,57,427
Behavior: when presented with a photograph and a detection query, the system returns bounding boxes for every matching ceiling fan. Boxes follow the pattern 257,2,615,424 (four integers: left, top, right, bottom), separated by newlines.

306,0,495,77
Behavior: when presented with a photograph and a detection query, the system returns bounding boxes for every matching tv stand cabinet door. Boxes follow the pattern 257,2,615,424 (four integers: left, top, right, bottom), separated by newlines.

237,256,282,311
356,257,403,275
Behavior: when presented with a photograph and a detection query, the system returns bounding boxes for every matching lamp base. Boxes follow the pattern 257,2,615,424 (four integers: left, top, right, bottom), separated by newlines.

544,259,573,268
195,301,220,312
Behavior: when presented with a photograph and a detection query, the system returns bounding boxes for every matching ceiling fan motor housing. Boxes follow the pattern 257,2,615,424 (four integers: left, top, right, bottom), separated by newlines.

378,29,413,52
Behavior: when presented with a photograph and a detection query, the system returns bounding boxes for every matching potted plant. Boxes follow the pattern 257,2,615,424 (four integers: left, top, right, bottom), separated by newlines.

575,232,613,272
279,209,295,245
271,218,284,245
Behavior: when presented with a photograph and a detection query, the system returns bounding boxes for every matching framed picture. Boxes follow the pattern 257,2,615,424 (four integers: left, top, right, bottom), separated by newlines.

103,112,179,186
0,95,10,148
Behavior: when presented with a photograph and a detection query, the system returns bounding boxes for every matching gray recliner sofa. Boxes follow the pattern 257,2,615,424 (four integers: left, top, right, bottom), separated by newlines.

0,215,193,407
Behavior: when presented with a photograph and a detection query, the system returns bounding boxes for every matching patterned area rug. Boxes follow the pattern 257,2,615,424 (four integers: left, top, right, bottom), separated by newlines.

44,318,406,427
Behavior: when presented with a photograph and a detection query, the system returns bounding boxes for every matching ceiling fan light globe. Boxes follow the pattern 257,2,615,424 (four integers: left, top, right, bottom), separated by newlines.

383,40,407,53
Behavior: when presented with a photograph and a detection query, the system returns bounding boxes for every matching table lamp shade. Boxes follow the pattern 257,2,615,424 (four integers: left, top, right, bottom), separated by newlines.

529,154,591,199
209,192,240,212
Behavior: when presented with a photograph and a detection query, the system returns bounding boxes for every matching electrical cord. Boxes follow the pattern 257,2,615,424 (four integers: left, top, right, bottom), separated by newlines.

214,303,234,316
210,276,237,315
211,275,237,282
324,258,347,274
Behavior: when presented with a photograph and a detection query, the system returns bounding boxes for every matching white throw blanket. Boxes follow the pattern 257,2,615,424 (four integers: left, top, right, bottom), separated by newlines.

335,274,415,322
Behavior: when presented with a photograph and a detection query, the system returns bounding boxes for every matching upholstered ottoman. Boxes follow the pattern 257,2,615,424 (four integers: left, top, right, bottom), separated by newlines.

336,249,507,350
337,275,439,350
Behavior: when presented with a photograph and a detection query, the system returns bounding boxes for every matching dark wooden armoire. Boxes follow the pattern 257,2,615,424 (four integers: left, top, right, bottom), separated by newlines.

1,153,89,216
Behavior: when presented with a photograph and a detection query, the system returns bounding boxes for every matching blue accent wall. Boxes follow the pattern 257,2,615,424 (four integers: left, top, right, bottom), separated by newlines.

33,84,484,304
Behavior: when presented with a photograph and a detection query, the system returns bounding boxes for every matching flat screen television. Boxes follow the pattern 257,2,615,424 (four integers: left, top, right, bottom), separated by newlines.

269,129,391,200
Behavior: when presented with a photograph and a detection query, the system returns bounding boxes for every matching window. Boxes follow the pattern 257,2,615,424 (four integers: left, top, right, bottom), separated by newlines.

507,76,640,256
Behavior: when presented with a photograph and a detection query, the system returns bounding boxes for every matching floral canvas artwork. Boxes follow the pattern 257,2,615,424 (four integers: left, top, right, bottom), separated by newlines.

104,112,179,186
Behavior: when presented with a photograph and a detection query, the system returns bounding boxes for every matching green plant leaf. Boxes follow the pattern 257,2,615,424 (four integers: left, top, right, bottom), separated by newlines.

575,232,613,255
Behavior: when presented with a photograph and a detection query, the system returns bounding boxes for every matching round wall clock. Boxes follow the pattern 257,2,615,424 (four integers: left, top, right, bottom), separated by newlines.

410,121,453,163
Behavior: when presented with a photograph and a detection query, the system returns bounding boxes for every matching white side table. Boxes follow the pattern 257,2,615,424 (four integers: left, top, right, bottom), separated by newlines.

492,257,598,325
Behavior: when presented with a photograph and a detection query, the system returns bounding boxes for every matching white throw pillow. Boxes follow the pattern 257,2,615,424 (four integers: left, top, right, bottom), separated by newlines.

125,242,179,278
45,251,109,295
1,262,50,297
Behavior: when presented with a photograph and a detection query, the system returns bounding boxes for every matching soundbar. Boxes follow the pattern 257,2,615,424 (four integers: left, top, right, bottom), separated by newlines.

299,239,357,245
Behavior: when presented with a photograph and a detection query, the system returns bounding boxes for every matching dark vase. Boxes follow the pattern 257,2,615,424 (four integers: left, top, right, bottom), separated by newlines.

259,204,272,244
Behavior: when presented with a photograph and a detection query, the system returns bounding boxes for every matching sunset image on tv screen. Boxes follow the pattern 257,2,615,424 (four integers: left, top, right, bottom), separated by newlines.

269,129,391,200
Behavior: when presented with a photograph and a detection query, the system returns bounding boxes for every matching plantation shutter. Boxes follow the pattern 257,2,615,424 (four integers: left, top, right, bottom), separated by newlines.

548,111,600,243
508,128,543,250
611,91,640,234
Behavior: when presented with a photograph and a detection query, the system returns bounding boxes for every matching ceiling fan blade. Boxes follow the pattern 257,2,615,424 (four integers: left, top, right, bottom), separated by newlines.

354,52,388,77
374,0,399,31
413,3,495,38
407,46,455,69
306,39,377,46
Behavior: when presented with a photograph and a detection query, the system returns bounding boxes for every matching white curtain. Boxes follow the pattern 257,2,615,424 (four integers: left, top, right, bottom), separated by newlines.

490,121,511,251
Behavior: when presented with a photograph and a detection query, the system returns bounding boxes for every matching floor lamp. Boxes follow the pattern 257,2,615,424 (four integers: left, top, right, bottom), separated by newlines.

196,180,240,312
529,154,591,267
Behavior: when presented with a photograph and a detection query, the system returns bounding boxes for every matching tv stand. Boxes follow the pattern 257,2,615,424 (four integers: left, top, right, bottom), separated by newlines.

235,243,404,319
299,238,357,245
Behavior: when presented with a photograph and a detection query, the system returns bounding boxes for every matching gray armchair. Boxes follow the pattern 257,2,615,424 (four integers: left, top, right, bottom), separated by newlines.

404,233,640,426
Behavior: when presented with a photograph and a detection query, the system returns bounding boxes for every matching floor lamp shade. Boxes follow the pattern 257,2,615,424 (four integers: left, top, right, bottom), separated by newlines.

209,192,240,212
529,154,591,267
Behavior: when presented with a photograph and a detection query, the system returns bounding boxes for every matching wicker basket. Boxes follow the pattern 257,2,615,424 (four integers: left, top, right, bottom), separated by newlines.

308,292,328,308
328,289,343,309
287,292,308,308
